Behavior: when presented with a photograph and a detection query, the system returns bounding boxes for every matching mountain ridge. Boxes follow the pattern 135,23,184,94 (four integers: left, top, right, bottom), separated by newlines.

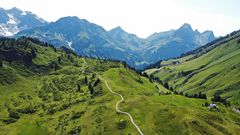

146,29,240,103
0,7,216,69
0,7,48,36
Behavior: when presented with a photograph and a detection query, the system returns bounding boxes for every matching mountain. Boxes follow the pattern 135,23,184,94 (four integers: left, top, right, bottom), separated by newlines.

142,23,215,62
108,26,144,51
146,30,240,103
1,37,240,134
8,7,215,69
17,20,215,69
16,16,144,67
0,7,48,36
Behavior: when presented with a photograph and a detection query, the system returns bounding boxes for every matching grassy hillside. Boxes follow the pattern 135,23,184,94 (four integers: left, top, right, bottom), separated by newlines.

146,30,240,105
0,37,240,134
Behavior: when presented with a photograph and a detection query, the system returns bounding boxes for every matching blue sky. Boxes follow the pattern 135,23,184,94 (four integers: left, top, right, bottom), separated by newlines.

1,0,240,38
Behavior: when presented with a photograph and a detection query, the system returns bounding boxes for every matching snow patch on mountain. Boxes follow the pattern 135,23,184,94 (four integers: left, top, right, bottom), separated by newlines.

0,7,48,37
7,14,18,24
35,16,46,23
21,11,27,15
67,41,74,50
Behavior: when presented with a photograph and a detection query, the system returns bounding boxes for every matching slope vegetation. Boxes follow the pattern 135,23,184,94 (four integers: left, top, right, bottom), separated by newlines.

146,30,240,104
0,37,239,134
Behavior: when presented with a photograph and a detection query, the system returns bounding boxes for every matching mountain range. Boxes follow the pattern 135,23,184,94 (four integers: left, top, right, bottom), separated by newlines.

1,7,215,69
1,6,240,135
0,7,47,36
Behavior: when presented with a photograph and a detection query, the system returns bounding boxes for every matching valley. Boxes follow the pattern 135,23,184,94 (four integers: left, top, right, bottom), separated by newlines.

0,4,240,135
0,37,239,134
146,30,240,105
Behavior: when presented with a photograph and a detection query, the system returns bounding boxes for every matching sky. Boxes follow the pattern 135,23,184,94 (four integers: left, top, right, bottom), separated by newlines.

1,0,240,38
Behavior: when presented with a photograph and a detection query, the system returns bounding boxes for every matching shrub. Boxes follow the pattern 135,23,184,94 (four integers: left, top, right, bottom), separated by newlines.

68,126,81,134
211,95,222,102
17,105,36,114
3,118,17,124
163,82,169,89
116,119,127,130
71,111,85,120
136,77,143,84
8,109,20,119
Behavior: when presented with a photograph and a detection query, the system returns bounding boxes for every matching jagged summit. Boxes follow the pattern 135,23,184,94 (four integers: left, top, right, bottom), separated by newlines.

179,23,193,30
0,7,48,36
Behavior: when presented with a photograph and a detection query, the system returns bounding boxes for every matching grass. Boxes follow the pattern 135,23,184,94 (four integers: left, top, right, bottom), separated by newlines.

102,68,240,135
0,37,240,134
147,33,240,105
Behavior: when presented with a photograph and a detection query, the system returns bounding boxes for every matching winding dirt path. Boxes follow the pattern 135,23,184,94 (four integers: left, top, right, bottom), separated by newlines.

82,59,144,134
102,78,144,135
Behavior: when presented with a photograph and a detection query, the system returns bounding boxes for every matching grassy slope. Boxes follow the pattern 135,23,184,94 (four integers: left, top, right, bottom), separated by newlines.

103,68,240,135
146,32,240,103
0,38,239,135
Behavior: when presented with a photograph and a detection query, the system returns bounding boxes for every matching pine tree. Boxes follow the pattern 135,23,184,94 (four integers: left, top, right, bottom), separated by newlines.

0,60,3,67
85,76,88,84
93,78,101,87
88,84,94,94
164,82,169,89
58,57,61,64
77,84,81,92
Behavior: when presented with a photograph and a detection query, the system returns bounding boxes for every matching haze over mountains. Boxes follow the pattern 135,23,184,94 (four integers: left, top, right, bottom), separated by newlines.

1,7,215,69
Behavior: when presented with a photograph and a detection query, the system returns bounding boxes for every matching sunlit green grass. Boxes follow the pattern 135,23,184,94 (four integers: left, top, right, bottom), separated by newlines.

148,35,240,104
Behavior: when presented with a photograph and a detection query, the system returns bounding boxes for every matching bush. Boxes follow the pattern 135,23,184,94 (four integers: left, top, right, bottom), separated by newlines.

3,118,17,124
17,105,36,114
47,107,56,115
136,77,143,84
211,95,222,102
71,111,85,120
163,82,169,89
116,119,127,130
68,126,81,134
59,103,69,111
8,109,20,119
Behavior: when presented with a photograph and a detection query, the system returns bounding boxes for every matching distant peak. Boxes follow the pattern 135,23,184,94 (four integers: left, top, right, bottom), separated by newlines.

195,29,200,33
115,26,122,29
60,16,79,20
113,26,124,31
109,26,126,33
56,16,87,23
54,16,89,27
180,23,192,30
203,30,213,34
8,7,22,12
11,7,20,10
202,30,215,37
